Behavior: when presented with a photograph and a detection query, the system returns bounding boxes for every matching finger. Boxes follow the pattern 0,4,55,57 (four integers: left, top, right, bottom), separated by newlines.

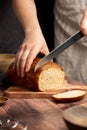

24,43,49,72
41,47,49,55
25,47,40,72
15,46,24,76
19,49,30,77
41,44,49,55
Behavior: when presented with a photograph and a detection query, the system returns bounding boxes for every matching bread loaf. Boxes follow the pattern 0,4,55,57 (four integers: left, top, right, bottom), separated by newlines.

7,57,66,92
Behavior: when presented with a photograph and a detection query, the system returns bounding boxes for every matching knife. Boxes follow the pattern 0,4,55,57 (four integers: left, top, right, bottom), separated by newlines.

34,30,84,71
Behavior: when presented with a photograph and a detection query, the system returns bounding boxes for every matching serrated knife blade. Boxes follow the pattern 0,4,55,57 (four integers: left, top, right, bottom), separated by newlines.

34,30,84,72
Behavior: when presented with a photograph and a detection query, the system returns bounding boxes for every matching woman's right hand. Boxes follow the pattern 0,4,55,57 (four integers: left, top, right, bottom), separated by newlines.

80,8,87,36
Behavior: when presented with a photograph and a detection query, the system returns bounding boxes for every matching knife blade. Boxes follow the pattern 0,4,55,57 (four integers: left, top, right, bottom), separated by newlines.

34,30,84,72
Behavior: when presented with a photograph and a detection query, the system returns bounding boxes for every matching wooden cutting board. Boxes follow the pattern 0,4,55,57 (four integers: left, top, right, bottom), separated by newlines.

4,85,67,99
4,79,87,99
62,103,87,128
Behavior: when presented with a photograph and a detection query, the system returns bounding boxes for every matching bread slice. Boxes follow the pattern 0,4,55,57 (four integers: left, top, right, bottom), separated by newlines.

7,57,66,91
52,90,87,102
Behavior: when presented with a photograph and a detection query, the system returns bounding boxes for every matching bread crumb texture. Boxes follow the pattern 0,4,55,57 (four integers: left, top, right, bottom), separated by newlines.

39,68,65,91
53,90,86,99
53,90,86,102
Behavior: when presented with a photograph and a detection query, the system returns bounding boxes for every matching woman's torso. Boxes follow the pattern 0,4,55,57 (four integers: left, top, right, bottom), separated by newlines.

54,0,87,84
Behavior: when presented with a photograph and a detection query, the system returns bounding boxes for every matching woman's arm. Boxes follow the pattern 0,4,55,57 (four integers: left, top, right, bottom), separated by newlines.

12,0,49,77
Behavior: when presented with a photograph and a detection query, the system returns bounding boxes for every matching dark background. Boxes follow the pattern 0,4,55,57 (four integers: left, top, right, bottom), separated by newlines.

0,0,54,53
35,0,55,51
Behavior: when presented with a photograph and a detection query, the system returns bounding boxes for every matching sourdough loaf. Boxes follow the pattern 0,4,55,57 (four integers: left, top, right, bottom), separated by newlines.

7,57,66,91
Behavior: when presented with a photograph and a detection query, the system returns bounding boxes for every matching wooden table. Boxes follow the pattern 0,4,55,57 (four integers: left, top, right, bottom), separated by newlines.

0,78,87,130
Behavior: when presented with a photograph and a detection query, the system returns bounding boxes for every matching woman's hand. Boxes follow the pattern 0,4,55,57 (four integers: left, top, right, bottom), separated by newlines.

80,9,87,36
15,28,49,78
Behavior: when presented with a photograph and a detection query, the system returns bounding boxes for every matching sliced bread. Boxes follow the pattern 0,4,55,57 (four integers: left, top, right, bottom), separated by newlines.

52,90,87,102
7,57,66,91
